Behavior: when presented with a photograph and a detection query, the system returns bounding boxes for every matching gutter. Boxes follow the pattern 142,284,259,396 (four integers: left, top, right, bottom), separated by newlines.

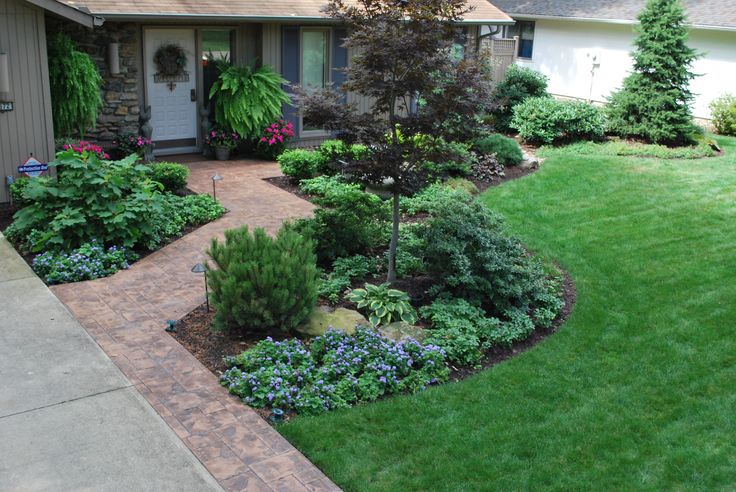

504,12,736,32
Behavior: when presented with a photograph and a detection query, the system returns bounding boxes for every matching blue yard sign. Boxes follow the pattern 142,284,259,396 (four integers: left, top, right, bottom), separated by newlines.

18,156,48,178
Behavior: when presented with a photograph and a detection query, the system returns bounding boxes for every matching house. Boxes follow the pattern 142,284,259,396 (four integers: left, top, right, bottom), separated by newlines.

0,0,101,203
489,0,736,120
37,0,512,156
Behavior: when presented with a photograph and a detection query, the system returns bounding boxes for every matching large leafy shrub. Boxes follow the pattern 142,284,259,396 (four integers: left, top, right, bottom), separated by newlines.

605,0,699,145
9,177,30,208
32,241,138,284
421,297,501,366
149,162,190,192
207,225,318,333
47,33,103,137
474,134,523,166
220,327,449,415
400,182,472,216
293,183,389,264
419,198,553,315
7,150,165,252
277,149,325,180
511,97,605,144
318,254,377,304
710,94,736,136
491,65,549,132
209,63,291,138
143,193,225,249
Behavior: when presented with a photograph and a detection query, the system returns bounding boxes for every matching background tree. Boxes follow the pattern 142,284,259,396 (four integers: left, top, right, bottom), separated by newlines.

606,0,700,145
297,0,494,283
48,33,103,137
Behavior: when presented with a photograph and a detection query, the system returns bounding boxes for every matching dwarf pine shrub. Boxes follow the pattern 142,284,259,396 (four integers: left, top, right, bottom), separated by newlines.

207,225,318,333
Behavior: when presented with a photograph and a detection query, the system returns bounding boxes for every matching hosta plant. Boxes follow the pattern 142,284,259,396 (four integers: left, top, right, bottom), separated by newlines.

348,283,417,327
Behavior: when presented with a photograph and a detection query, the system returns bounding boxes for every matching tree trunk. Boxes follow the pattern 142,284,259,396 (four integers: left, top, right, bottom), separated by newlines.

387,191,400,284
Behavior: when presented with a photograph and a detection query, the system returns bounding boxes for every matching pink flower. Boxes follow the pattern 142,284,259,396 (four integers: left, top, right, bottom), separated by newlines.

260,137,267,142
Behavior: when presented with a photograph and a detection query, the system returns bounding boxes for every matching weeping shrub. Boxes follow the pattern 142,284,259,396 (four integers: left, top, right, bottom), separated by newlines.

48,33,103,137
209,62,291,138
207,225,318,333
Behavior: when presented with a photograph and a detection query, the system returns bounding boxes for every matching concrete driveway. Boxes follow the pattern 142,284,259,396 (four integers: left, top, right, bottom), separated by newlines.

0,234,221,491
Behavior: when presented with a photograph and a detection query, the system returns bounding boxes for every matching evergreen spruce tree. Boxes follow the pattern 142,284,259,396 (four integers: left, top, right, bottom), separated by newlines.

606,0,700,145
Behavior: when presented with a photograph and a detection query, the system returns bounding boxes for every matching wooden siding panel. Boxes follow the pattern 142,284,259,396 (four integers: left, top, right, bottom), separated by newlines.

0,0,54,203
261,23,281,71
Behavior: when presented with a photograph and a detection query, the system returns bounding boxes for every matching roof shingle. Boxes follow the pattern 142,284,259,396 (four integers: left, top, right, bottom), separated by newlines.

492,0,736,29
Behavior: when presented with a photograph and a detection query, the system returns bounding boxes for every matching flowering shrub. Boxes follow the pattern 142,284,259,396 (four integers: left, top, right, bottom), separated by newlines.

205,128,240,150
61,140,109,159
113,133,153,157
256,120,294,160
32,240,138,284
221,327,449,415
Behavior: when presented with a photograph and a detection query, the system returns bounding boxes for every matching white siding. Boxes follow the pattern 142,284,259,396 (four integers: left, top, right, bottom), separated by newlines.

515,19,736,119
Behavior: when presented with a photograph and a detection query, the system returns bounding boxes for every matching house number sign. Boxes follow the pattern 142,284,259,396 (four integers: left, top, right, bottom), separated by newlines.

0,101,13,112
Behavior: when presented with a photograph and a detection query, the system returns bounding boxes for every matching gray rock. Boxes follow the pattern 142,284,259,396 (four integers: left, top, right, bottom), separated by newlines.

378,321,427,343
297,306,369,337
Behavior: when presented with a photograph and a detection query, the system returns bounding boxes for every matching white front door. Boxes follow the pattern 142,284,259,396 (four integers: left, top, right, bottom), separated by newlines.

145,29,198,151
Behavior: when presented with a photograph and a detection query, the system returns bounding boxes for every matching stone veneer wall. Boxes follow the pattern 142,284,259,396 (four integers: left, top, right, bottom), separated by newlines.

45,18,141,143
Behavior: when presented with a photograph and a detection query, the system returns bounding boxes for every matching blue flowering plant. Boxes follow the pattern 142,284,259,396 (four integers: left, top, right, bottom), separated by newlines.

220,327,449,415
32,240,138,284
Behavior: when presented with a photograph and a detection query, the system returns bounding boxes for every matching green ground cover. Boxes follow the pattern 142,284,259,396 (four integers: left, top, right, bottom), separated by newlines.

279,135,736,490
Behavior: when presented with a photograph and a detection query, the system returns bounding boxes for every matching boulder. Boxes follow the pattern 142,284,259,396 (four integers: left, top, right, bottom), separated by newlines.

297,306,369,337
378,321,427,343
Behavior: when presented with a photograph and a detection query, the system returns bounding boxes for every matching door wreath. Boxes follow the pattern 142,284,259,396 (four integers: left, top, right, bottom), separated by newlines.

153,43,188,76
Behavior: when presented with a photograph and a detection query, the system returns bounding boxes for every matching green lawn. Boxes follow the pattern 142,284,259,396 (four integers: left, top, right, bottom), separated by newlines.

279,136,736,490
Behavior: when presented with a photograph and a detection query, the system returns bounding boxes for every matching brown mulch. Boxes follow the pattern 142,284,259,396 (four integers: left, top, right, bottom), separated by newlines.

0,204,14,232
170,305,291,375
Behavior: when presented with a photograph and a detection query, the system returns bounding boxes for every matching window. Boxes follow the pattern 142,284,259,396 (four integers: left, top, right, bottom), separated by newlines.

201,29,234,107
301,28,329,132
505,21,535,59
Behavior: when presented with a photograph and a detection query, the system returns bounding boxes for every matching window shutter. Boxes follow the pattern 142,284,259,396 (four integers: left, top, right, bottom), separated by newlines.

281,26,300,135
331,28,348,93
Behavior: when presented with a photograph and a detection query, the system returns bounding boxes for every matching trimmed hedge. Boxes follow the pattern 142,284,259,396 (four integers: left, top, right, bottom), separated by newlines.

277,149,325,180
511,97,605,144
149,162,189,192
474,134,524,166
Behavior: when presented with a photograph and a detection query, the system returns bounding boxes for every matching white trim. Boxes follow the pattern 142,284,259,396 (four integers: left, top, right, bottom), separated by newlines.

154,146,199,156
504,13,736,32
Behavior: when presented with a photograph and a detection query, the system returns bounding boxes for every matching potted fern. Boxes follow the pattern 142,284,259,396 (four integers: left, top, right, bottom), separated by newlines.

208,62,291,143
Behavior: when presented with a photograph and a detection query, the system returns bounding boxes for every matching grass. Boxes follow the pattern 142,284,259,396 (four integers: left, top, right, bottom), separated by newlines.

279,136,736,490
548,139,716,159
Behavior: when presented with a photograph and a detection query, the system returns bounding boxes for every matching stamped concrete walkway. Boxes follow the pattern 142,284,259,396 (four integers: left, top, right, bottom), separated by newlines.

0,234,220,491
51,160,339,491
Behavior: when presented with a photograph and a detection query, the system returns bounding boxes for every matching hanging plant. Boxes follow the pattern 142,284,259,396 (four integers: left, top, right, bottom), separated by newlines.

153,43,188,76
209,62,291,138
48,33,103,137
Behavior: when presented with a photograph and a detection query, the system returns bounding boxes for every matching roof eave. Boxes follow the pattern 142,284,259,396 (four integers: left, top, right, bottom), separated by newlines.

26,0,104,27
505,12,736,32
